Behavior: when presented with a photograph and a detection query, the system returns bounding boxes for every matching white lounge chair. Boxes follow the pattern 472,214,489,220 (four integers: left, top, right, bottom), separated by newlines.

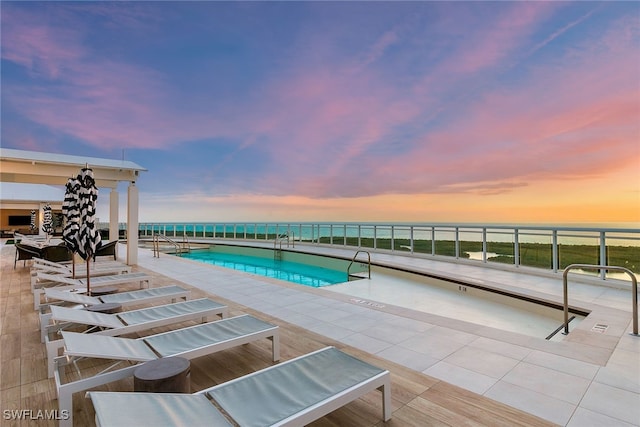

32,271,151,310
39,285,192,333
42,285,190,309
54,314,280,427
87,346,391,427
31,258,131,283
44,298,228,376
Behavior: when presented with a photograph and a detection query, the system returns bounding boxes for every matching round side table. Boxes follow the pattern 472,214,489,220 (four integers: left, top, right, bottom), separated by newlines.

134,357,191,393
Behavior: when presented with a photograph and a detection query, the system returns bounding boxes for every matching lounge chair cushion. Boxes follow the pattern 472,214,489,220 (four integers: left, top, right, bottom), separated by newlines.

90,392,233,426
62,332,158,361
98,285,187,305
144,315,275,357
49,298,224,329
51,306,124,329
207,346,387,427
117,298,224,325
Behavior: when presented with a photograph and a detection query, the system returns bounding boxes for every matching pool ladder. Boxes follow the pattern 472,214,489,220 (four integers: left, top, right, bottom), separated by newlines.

348,251,371,280
152,233,190,257
274,232,294,260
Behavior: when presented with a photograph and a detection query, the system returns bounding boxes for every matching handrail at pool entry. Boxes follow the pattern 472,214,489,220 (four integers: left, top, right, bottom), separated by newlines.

348,250,371,279
153,233,189,257
563,264,638,336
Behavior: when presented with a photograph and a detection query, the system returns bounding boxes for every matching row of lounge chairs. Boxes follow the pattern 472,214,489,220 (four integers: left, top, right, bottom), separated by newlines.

32,270,151,310
33,258,392,427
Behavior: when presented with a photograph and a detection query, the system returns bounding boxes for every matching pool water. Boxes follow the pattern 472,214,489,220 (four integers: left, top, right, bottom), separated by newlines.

183,251,348,287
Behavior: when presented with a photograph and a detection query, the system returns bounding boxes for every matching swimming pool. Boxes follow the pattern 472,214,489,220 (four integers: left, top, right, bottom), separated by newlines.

180,244,585,340
182,247,349,287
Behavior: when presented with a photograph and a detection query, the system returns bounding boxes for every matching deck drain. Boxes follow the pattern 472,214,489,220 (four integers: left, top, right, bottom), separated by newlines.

591,324,609,333
350,298,385,309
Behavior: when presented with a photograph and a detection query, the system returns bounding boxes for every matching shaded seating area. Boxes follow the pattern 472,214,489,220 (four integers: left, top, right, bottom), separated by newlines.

87,346,391,426
14,240,72,268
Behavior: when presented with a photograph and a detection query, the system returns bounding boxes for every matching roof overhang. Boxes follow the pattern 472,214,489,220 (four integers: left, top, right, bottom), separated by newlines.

0,148,147,189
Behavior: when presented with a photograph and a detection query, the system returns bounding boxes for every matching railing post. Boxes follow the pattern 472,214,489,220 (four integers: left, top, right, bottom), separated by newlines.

600,232,607,280
373,225,377,249
391,226,395,251
455,227,459,259
514,228,520,268
552,230,559,273
343,224,347,246
431,226,435,256
482,228,487,263
410,226,414,254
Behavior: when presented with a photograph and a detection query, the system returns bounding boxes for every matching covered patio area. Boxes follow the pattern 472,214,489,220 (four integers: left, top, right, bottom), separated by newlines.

0,148,146,265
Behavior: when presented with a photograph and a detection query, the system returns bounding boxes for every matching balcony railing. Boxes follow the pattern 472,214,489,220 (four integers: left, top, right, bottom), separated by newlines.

133,222,639,281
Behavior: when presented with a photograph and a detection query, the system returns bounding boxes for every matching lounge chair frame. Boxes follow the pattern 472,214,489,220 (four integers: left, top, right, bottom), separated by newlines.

32,271,151,310
39,285,192,345
44,297,228,376
31,259,132,290
54,314,280,427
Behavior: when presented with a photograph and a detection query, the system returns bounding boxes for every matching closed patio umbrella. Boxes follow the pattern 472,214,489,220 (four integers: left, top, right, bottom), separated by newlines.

42,204,53,236
30,210,37,233
77,167,101,294
62,176,81,277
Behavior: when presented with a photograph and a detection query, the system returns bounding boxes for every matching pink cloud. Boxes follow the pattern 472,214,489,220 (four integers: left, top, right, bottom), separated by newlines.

3,2,637,202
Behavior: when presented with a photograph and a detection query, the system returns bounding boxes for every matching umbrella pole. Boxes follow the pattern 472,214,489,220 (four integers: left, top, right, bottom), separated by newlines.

86,259,91,296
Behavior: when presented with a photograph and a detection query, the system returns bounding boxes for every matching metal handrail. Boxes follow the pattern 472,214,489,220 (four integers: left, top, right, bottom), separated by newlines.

563,264,638,336
153,233,188,257
274,232,294,250
348,250,371,279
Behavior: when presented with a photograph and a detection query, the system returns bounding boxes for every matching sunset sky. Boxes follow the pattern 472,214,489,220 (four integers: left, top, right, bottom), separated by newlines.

1,1,639,224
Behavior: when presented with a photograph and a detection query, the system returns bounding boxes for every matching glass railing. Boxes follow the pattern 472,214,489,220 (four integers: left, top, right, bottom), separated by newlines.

134,222,640,282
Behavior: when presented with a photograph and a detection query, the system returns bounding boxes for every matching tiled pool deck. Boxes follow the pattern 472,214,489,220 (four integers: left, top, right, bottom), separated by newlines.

138,241,639,426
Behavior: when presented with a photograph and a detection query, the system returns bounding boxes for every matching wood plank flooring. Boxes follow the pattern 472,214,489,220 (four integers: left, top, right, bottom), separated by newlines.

0,249,558,426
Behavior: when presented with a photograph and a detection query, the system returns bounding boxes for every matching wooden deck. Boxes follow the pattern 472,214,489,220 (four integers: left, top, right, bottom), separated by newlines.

0,250,557,426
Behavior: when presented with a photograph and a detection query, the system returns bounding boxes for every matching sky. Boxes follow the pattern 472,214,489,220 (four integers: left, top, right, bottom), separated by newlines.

1,1,639,225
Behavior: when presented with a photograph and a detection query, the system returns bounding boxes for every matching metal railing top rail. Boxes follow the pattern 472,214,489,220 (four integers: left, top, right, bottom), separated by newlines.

137,222,639,281
136,222,640,232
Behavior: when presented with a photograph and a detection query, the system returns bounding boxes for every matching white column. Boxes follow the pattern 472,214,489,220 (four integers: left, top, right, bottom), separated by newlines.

109,189,119,242
38,203,46,237
127,182,139,265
